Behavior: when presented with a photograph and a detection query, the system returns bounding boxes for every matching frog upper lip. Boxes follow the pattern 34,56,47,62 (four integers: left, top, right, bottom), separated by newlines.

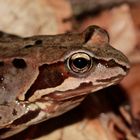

40,82,114,102
41,74,123,102
40,82,94,102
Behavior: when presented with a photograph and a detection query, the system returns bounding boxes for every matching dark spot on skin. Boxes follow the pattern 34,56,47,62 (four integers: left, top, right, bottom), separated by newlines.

12,109,40,126
0,61,4,67
105,60,117,67
0,116,1,120
12,58,27,69
35,40,43,45
12,109,17,116
24,44,33,48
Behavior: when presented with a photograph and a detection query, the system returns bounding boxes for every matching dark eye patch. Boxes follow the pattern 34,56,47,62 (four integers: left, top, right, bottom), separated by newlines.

106,60,118,67
25,62,68,100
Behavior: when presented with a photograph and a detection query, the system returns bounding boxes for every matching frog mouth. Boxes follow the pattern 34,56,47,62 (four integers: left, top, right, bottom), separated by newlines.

40,82,104,102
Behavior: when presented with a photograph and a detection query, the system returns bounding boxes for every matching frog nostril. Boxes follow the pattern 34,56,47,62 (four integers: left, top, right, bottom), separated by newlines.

24,44,33,48
24,40,43,48
12,58,27,69
35,39,43,45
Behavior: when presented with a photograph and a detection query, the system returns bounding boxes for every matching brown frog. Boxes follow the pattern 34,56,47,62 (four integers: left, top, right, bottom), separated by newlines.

0,25,130,139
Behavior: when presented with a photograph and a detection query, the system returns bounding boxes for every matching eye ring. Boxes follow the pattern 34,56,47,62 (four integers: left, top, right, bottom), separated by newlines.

66,52,93,74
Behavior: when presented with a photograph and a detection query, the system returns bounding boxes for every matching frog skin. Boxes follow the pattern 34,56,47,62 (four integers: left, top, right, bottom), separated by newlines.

0,25,130,139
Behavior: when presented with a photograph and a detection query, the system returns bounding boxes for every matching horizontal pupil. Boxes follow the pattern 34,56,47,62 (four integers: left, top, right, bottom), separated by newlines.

73,58,88,69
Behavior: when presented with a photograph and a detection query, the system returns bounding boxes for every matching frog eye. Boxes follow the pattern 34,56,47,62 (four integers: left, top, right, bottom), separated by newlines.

67,52,92,74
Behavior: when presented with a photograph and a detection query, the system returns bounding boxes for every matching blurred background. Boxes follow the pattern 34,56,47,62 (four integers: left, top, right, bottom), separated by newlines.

1,0,140,139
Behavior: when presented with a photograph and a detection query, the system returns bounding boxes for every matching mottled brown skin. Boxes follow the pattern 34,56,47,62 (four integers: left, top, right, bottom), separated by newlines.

0,25,130,139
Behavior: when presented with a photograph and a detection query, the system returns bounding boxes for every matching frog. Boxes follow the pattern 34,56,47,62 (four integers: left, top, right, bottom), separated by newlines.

0,25,130,139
